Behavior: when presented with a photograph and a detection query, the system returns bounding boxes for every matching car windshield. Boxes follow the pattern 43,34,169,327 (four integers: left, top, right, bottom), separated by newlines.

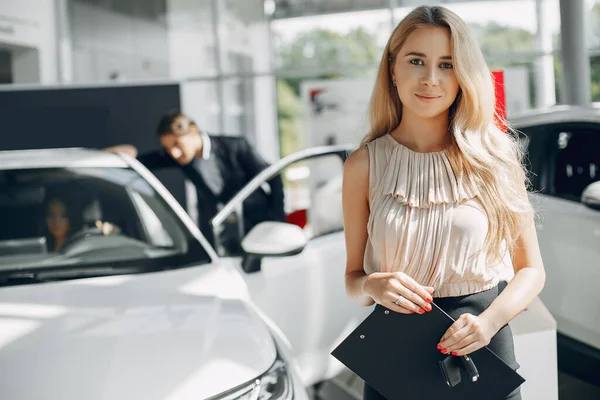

0,166,211,284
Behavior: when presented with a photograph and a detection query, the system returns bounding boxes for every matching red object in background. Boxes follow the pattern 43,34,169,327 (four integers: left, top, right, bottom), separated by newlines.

492,70,507,133
286,209,307,229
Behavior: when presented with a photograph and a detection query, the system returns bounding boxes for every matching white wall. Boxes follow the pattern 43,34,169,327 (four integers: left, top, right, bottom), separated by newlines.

221,11,254,58
166,0,216,79
0,0,58,83
69,2,170,83
180,80,221,133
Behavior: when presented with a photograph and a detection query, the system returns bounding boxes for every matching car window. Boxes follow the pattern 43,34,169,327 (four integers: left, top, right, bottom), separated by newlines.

553,129,600,200
215,153,345,257
517,127,547,192
285,154,345,238
520,125,600,201
0,167,210,276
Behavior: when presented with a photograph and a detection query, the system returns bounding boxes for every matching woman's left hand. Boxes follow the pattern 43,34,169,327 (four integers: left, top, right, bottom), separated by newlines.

437,313,498,356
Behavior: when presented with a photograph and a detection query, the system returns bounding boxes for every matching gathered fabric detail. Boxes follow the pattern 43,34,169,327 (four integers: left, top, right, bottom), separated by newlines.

363,134,507,298
378,134,479,208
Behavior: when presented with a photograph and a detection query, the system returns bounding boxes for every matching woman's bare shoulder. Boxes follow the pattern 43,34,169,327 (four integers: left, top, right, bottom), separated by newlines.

344,147,369,178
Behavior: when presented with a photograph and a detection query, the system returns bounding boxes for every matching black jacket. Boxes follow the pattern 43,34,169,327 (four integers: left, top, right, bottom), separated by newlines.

137,135,285,249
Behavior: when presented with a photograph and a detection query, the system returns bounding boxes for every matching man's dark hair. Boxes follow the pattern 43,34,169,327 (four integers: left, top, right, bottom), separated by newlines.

156,110,196,136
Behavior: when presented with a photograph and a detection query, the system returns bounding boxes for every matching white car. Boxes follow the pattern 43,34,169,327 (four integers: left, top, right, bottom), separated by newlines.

511,105,600,385
208,146,368,388
0,146,363,400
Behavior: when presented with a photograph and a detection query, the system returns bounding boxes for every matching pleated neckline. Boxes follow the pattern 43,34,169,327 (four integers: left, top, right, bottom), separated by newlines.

370,134,479,209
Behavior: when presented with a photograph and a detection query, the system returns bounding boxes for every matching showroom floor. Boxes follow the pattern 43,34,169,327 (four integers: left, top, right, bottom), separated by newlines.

316,369,600,400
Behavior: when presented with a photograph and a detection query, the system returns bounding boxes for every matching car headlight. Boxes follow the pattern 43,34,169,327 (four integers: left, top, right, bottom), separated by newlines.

214,353,293,400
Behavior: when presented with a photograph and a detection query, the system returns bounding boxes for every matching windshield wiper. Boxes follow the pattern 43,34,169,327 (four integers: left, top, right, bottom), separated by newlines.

0,265,157,286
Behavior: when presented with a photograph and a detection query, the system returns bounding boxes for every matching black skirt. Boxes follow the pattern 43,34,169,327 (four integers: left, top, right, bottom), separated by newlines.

363,285,522,400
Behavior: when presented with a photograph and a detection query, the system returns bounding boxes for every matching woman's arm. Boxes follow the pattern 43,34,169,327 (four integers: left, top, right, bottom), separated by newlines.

343,148,435,311
440,216,546,356
480,217,546,331
342,148,375,307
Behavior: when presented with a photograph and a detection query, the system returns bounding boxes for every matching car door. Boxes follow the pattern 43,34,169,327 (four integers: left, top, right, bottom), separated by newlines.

211,146,370,386
519,123,600,351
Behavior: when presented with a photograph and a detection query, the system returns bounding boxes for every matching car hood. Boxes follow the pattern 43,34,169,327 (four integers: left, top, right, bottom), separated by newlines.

0,263,277,400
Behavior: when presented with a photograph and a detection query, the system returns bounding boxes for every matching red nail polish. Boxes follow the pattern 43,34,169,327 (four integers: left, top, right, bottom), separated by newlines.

425,304,432,312
451,351,458,356
441,348,447,353
418,308,425,314
437,344,442,350
427,297,433,303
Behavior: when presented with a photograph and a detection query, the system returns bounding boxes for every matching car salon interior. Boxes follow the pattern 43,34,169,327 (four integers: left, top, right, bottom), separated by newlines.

0,1,599,399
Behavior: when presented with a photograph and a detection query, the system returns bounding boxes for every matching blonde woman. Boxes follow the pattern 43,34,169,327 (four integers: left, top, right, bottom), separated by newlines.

342,6,545,400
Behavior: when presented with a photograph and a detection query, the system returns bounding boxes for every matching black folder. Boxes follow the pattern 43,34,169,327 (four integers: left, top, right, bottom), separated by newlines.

331,303,525,400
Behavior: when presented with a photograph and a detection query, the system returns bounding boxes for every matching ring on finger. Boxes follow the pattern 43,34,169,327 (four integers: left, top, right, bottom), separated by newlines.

395,295,404,306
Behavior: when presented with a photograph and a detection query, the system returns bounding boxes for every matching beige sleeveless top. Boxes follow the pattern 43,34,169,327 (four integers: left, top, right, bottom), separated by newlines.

364,134,507,298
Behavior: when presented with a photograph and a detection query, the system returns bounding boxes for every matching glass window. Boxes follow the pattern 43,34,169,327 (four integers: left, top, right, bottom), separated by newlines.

552,129,600,200
521,126,600,200
588,0,600,50
298,154,345,238
277,72,376,157
277,77,306,157
517,127,547,192
128,190,175,247
590,54,600,102
271,8,389,157
394,0,562,110
395,1,560,53
0,166,210,278
279,155,346,239
272,9,392,73
213,153,345,257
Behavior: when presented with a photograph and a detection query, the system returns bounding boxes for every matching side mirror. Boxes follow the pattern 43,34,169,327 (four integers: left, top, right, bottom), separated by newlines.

581,181,600,211
240,222,307,273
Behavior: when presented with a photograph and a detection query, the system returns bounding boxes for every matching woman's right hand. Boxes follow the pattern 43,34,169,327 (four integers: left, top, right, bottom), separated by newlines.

363,272,435,314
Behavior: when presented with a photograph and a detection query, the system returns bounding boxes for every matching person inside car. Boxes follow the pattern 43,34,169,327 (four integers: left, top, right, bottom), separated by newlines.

342,6,546,400
44,196,81,252
44,194,119,252
105,111,286,253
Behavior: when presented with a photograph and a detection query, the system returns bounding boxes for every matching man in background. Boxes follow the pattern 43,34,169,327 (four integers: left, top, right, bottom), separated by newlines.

106,111,285,253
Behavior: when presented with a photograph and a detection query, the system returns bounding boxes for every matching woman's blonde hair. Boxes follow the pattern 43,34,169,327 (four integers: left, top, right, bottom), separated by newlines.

362,5,533,264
